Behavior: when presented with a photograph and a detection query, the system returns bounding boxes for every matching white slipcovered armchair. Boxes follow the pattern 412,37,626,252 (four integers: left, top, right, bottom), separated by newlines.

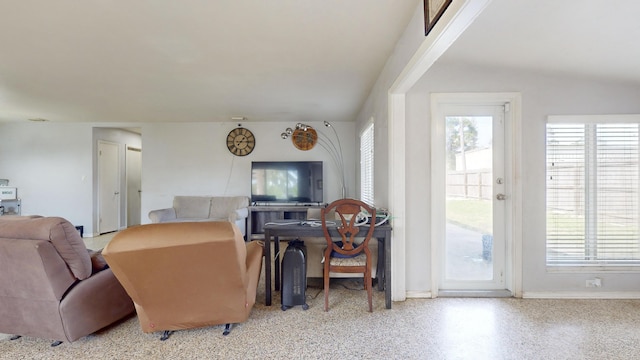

148,196,249,236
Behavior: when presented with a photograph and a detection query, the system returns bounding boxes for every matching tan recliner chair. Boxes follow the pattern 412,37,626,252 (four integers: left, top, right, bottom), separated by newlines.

102,221,263,340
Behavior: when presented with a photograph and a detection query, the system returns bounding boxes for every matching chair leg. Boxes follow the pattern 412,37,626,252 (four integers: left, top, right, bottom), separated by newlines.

324,268,330,312
51,340,63,347
160,330,174,341
223,323,232,336
366,272,373,312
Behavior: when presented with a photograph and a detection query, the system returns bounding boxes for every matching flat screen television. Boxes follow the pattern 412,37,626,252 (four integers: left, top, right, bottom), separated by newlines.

251,161,323,204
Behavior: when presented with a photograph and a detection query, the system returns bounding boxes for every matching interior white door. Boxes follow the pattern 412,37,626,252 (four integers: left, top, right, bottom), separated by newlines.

126,146,142,227
437,104,507,291
98,141,120,234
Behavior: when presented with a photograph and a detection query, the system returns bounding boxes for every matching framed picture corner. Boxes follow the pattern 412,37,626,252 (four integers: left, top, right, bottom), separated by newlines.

424,0,453,36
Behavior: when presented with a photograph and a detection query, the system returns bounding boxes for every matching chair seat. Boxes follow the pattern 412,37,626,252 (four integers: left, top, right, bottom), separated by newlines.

327,253,367,267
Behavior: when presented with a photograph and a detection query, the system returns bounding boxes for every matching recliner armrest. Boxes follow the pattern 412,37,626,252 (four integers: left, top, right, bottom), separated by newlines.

229,207,249,222
148,208,177,223
58,268,134,342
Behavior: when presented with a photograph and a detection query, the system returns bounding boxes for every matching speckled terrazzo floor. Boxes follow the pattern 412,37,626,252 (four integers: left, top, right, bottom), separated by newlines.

2,235,640,359
3,280,640,360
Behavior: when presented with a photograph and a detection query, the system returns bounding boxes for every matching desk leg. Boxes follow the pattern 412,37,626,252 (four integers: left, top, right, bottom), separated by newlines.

264,229,272,306
377,237,384,292
274,236,280,291
384,231,391,309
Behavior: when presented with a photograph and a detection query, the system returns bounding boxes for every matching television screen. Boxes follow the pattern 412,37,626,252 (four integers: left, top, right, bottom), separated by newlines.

251,161,323,204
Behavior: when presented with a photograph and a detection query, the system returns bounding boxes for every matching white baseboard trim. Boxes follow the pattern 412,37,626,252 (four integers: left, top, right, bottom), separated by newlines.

438,290,513,298
403,291,640,300
405,291,432,299
523,291,640,299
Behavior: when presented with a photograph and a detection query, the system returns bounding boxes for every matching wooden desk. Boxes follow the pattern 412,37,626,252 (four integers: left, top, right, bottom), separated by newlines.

263,220,392,309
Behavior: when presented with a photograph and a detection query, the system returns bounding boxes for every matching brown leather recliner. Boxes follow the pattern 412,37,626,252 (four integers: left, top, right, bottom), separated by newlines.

0,216,135,346
102,221,264,340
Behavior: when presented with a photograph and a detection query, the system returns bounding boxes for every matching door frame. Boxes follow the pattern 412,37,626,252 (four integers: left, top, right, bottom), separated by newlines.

430,92,523,298
126,145,142,227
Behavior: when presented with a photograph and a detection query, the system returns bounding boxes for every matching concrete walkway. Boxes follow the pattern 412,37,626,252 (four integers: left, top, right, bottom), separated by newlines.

445,222,493,281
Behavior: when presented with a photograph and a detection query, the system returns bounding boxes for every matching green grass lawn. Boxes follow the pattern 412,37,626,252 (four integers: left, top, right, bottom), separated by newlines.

446,199,640,259
446,198,492,234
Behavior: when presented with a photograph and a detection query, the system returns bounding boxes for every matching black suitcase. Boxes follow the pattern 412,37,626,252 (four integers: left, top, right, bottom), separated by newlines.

281,239,309,310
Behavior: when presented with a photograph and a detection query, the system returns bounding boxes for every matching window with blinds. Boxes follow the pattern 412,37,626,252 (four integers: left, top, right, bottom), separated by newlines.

546,118,640,266
360,122,374,206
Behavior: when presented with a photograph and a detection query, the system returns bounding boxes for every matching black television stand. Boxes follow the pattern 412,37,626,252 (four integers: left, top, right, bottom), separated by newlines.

247,204,325,241
252,202,324,207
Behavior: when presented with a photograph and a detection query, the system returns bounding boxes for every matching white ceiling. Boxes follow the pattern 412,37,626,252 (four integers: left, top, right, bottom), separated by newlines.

439,0,640,85
1,1,638,125
0,0,419,124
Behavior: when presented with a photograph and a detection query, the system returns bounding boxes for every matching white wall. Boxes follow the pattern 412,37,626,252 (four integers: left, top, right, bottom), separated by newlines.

353,0,640,298
355,1,426,208
0,122,94,229
140,121,355,223
354,2,434,299
407,61,640,295
0,120,354,235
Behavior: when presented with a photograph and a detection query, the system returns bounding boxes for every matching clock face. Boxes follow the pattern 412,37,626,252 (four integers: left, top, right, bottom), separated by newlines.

226,127,255,156
292,127,317,151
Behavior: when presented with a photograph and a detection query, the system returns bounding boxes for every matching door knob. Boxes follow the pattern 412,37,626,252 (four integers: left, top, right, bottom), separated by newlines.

496,193,506,200
114,192,120,195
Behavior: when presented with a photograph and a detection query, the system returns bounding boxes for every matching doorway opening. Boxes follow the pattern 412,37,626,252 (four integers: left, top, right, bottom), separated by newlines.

94,127,142,236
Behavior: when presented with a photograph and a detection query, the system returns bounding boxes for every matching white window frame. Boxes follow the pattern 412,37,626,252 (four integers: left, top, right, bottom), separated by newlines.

360,121,374,206
546,114,640,270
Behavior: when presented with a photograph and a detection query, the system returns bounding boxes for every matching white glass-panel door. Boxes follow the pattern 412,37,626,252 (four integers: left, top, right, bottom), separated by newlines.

439,105,506,290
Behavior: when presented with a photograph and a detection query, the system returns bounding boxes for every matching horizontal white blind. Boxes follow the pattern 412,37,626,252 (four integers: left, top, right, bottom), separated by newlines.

546,123,640,265
360,123,374,206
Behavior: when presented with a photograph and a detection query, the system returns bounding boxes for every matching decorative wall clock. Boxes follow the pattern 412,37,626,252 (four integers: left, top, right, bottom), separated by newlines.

291,127,317,151
226,127,255,156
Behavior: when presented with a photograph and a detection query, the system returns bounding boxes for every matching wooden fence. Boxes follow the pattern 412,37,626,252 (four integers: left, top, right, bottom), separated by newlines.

447,169,492,200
